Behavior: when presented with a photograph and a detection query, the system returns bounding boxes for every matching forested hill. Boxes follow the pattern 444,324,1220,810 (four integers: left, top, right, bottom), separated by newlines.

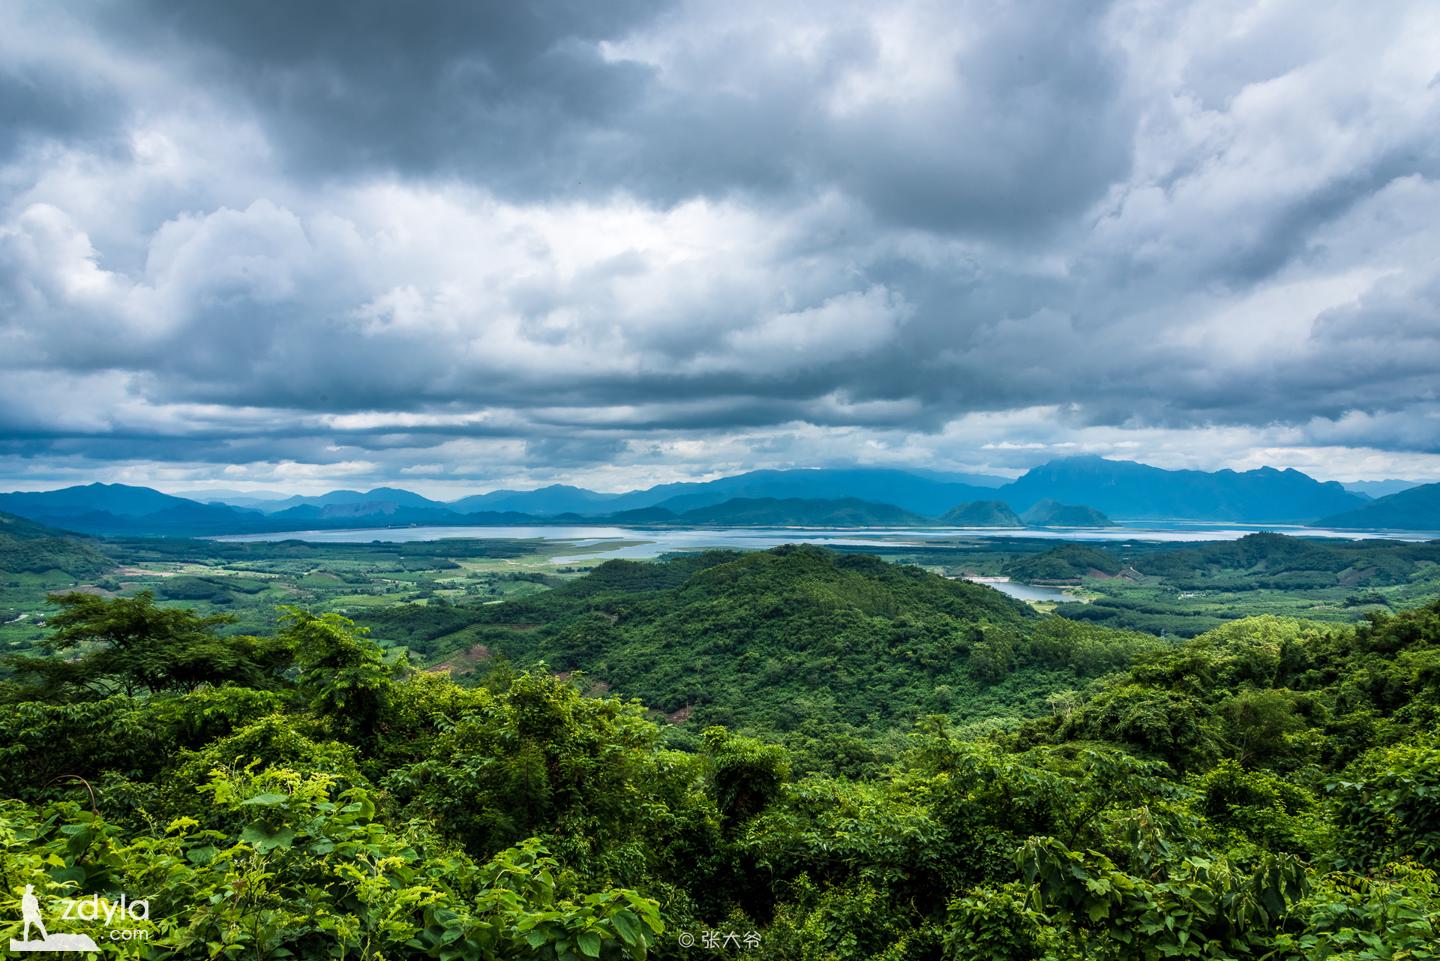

0,509,71,539
0,510,111,576
1019,499,1116,527
1012,532,1440,587
938,500,1023,526
359,546,1166,766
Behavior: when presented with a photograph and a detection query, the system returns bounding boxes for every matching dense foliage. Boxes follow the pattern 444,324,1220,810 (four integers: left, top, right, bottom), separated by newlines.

358,547,1166,772
1003,544,1124,582
1,544,1439,958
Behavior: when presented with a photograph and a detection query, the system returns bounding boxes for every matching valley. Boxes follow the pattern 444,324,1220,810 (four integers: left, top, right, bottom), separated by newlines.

3,469,1439,959
7,509,1437,668
3,508,1440,958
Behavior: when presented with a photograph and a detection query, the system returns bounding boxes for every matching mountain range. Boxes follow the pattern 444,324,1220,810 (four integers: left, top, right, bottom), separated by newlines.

997,457,1361,522
193,459,1366,520
0,484,263,536
1341,479,1423,498
3,457,1434,536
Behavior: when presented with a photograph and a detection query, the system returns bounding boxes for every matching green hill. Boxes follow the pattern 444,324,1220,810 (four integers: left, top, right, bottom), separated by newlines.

1136,531,1440,584
363,546,1166,764
1020,532,1440,591
0,510,74,539
939,500,1024,526
1020,499,1116,527
1027,533,1440,637
0,510,112,576
1005,543,1125,581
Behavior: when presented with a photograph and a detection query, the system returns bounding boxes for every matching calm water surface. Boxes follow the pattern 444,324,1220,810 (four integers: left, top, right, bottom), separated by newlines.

216,522,1438,568
966,580,1073,601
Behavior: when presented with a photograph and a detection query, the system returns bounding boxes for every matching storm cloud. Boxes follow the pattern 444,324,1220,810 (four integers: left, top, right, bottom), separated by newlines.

1,0,1438,494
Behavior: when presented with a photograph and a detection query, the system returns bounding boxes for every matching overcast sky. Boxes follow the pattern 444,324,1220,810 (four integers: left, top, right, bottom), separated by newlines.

2,1,1439,495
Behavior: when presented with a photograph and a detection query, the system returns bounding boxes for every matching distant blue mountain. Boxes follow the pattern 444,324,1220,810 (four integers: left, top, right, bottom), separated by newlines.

432,469,1005,517
261,487,448,513
0,482,201,518
608,468,1001,516
266,502,464,524
997,456,1364,522
0,458,1388,535
0,483,261,535
1319,482,1440,531
449,484,621,516
896,468,1009,489
174,488,294,507
673,496,930,526
1341,479,1422,499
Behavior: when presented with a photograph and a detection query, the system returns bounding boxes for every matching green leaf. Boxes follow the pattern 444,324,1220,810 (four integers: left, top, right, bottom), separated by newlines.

48,865,86,886
240,822,296,852
577,931,602,958
611,911,642,947
185,844,219,865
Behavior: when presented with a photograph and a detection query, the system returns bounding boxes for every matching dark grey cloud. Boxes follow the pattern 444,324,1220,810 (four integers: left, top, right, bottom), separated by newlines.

103,0,665,191
1,0,1439,491
0,68,121,163
80,0,1137,237
524,435,630,468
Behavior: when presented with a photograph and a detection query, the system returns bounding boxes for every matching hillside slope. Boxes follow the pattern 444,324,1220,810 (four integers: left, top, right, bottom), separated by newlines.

364,546,1164,760
0,510,113,576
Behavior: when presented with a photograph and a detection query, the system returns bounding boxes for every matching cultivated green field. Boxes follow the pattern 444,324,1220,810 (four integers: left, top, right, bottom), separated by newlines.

0,536,617,658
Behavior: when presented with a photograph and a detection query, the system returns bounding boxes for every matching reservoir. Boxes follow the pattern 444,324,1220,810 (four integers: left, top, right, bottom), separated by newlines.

962,578,1073,602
